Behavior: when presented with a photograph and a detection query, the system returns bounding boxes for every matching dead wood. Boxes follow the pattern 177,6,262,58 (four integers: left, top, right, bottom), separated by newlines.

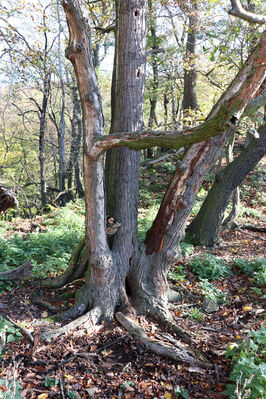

0,261,33,280
0,186,18,213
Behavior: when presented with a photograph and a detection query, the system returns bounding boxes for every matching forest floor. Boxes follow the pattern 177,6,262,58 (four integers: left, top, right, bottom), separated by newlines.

0,159,265,399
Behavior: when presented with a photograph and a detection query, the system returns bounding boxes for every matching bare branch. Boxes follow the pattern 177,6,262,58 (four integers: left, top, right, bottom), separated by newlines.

229,0,266,24
94,24,115,33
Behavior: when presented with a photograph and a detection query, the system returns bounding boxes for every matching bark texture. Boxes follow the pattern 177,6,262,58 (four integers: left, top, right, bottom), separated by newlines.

188,123,266,246
0,186,18,213
182,0,199,113
105,0,148,282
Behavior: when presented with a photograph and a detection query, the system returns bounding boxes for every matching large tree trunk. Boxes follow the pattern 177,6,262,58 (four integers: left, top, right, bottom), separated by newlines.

188,123,266,246
39,71,50,208
105,0,147,279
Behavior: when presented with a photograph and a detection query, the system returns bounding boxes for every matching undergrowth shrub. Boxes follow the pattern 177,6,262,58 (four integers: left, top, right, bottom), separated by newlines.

233,257,266,287
223,323,266,399
188,254,231,281
199,279,227,304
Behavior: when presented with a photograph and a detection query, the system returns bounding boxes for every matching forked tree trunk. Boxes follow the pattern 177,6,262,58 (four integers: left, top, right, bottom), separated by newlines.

188,123,266,246
60,0,266,326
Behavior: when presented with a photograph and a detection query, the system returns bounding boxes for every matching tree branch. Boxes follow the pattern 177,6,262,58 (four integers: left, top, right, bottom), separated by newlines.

88,30,266,159
229,0,266,24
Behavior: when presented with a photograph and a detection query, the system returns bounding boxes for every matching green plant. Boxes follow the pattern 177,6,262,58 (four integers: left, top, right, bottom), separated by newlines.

67,391,77,399
0,203,85,278
183,307,205,321
43,376,60,388
223,323,266,399
180,242,194,259
233,257,266,287
0,379,22,399
0,280,15,295
239,205,263,219
168,265,186,283
174,385,189,398
188,254,231,281
138,204,160,242
199,279,227,304
0,317,22,346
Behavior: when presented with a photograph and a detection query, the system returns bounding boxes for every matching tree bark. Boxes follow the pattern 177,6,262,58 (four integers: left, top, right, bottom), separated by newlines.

104,0,148,274
62,0,116,320
182,0,199,114
187,123,266,246
57,0,67,206
67,78,84,199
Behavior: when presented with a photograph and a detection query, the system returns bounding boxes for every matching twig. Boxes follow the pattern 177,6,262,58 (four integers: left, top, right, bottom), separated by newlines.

59,377,66,399
5,315,34,345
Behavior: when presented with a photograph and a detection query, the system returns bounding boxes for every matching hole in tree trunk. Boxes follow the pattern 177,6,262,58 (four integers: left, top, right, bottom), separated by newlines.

134,10,140,16
125,277,131,297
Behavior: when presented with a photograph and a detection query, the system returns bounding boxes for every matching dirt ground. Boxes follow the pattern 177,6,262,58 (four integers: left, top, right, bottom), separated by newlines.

0,222,265,399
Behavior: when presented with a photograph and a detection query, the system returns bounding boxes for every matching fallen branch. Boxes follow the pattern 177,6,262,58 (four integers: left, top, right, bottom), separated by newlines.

116,312,212,369
0,261,33,280
235,228,266,241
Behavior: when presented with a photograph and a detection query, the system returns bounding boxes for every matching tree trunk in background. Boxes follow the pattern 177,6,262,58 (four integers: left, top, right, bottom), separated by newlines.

147,0,159,158
67,79,84,199
182,0,199,115
39,72,50,208
105,0,147,271
57,0,66,206
188,123,266,246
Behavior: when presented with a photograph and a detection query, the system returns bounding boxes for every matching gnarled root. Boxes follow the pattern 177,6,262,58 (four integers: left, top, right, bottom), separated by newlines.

41,306,102,342
116,312,212,369
0,261,33,280
37,237,87,288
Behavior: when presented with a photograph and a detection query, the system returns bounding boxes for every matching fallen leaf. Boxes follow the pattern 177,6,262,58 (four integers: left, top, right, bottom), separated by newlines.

37,394,49,399
242,305,252,312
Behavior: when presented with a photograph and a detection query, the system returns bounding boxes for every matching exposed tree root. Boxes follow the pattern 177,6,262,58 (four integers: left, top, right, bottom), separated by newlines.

0,261,33,280
41,306,102,341
116,312,213,369
37,237,87,288
144,300,197,345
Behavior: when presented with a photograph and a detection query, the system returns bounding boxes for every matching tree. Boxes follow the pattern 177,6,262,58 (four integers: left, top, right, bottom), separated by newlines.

39,0,266,359
188,121,266,246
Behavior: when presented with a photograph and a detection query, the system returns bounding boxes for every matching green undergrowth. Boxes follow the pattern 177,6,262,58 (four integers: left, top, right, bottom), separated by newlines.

0,202,85,278
223,323,266,399
188,253,231,280
233,257,266,287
